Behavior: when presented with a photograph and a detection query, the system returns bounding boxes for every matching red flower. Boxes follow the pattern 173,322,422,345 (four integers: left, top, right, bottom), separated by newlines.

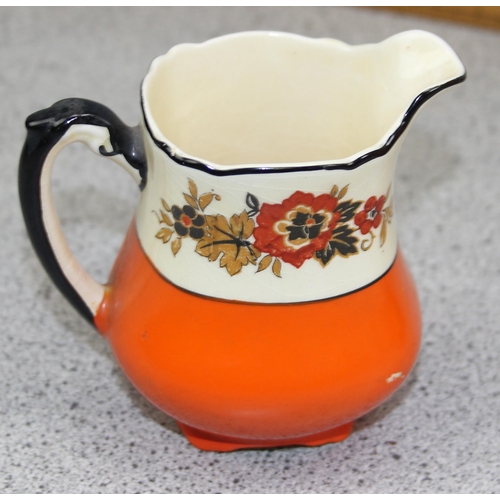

354,195,386,235
253,191,341,268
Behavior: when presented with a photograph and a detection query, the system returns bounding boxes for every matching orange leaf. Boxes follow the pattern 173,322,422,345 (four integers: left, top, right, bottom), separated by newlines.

384,203,393,218
199,192,214,211
380,217,387,247
160,210,173,226
188,179,198,200
256,255,273,273
152,210,161,224
155,228,173,244
161,198,171,212
195,213,260,276
171,238,182,256
272,258,282,278
184,193,198,209
338,185,349,200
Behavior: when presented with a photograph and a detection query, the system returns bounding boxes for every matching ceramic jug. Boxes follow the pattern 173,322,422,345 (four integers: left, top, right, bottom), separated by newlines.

19,31,465,451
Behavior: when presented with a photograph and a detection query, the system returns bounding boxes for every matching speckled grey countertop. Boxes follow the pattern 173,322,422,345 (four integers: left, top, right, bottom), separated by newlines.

1,6,500,493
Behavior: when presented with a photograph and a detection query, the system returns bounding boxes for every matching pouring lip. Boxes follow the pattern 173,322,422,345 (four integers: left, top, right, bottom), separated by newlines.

140,31,467,176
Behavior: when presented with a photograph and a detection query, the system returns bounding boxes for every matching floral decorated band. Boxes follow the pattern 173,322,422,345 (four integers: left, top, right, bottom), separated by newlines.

135,129,399,304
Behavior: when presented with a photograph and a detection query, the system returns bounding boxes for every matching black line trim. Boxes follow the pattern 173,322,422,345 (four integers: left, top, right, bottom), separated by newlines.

140,73,465,177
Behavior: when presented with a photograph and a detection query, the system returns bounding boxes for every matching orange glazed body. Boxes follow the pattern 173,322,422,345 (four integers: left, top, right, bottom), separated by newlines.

95,222,421,451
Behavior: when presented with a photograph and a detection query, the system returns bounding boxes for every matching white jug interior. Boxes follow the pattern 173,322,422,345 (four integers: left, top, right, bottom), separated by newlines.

143,31,465,167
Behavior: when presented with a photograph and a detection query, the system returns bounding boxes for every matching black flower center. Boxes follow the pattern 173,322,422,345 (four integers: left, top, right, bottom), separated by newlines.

286,211,325,241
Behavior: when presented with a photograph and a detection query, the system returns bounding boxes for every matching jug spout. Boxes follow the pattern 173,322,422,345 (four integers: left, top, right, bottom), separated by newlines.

330,29,466,163
386,30,466,93
375,30,465,138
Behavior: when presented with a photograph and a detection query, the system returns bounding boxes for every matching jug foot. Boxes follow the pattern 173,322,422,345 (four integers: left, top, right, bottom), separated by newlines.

176,421,354,452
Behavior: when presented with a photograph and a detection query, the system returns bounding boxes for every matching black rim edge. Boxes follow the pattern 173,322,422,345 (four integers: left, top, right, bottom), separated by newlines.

140,72,466,177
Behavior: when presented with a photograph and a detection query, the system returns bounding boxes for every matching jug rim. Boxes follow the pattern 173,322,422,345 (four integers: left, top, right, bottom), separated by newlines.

140,30,466,177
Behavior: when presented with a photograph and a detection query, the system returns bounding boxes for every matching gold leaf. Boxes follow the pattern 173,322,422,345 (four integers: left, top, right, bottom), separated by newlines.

199,192,214,211
338,185,349,200
184,193,199,209
385,184,392,200
220,254,243,276
330,185,339,198
152,210,161,224
384,203,394,218
161,198,171,212
256,255,273,273
195,213,260,276
171,238,182,256
380,217,388,247
188,179,198,200
214,194,222,201
229,211,254,239
160,210,173,226
272,258,282,278
361,232,374,251
155,228,173,244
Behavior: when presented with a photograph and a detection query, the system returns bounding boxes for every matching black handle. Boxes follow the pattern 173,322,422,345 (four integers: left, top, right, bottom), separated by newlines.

18,98,147,324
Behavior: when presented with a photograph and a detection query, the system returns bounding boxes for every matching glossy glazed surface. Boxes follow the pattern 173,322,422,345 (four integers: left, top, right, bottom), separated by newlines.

95,222,421,449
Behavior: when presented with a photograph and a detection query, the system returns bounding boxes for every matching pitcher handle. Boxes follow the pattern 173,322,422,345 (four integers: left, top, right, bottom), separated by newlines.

18,98,147,325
